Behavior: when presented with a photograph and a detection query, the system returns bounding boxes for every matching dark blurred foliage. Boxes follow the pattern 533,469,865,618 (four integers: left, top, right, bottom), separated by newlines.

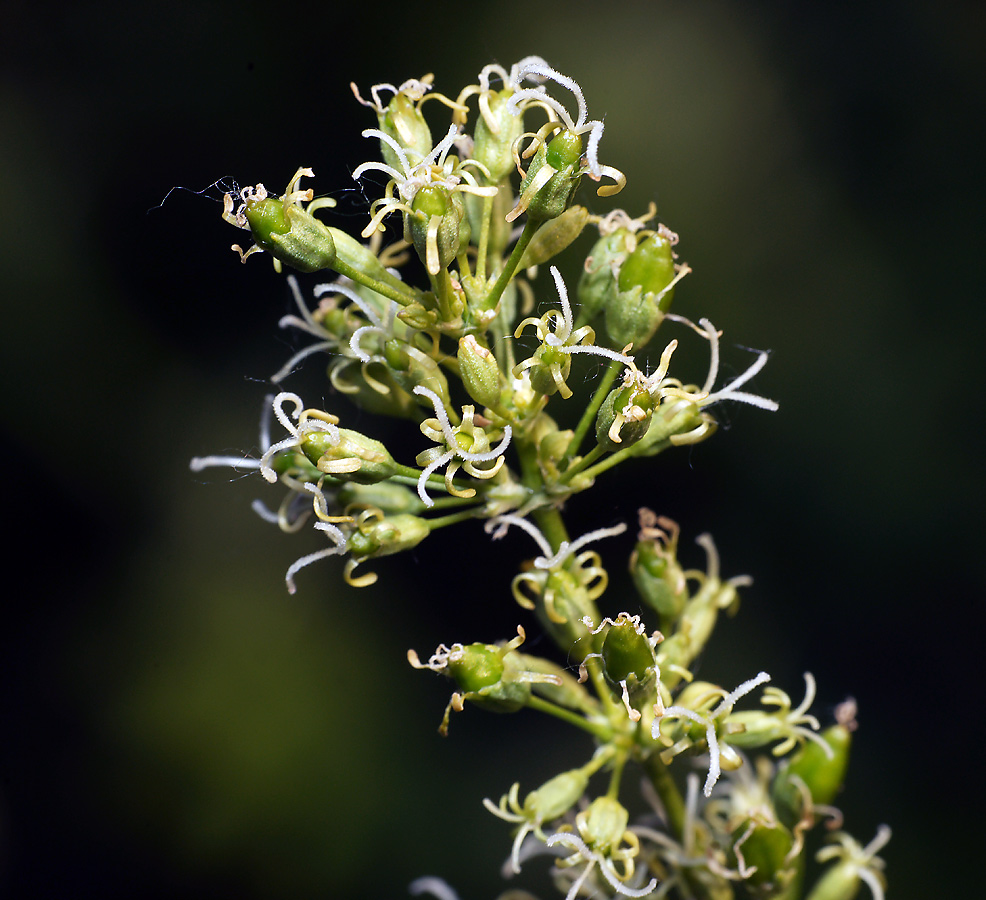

1,1,983,898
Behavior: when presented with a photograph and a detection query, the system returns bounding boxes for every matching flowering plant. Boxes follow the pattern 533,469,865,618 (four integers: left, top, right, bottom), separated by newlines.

192,57,888,900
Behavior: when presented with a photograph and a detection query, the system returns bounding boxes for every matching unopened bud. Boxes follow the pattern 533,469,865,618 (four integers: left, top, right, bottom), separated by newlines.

458,335,503,409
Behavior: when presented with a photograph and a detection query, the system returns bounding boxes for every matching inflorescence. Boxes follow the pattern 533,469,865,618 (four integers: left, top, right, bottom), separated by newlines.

193,56,887,900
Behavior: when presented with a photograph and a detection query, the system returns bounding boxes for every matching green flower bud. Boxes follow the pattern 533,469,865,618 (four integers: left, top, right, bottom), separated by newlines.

629,511,688,622
384,341,453,413
348,513,430,562
805,827,890,900
522,769,589,823
517,204,589,270
378,90,433,168
731,821,796,891
579,796,629,851
458,335,503,409
604,232,678,348
337,481,425,515
351,78,435,171
472,88,525,183
300,428,398,484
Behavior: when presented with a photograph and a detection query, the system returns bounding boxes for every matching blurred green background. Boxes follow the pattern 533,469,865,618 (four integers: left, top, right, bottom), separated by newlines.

2,1,983,898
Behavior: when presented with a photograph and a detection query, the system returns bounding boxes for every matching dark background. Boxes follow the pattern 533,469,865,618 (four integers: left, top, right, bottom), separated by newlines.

2,1,983,898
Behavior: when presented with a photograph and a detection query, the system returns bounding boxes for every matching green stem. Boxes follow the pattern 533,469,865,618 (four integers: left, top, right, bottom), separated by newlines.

532,505,569,554
606,750,627,800
526,695,613,741
641,752,687,840
476,192,494,283
331,257,417,307
557,443,606,485
426,509,481,530
576,438,671,484
485,217,540,313
567,357,623,458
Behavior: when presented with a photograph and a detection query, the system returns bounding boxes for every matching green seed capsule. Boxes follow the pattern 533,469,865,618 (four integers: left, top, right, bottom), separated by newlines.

576,228,635,325
526,344,571,397
774,719,852,826
617,233,676,302
447,643,504,693
604,232,678,349
300,428,398,484
348,513,429,562
601,615,656,685
514,131,583,222
409,185,467,274
243,198,289,244
248,199,337,274
595,381,654,450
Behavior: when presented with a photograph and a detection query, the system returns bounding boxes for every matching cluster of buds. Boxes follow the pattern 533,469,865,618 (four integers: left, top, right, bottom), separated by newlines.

194,57,886,900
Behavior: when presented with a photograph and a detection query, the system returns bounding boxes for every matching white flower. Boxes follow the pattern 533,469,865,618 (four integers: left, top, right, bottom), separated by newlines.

412,386,512,507
654,671,772,797
513,266,635,399
352,124,496,239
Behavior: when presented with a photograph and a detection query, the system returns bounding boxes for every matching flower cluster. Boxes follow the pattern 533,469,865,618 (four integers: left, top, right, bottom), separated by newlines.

193,56,887,900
